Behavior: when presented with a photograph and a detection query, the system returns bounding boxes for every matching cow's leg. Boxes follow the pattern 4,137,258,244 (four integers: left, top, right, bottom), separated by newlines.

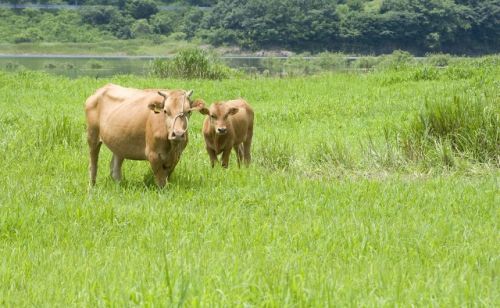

207,147,218,168
242,128,253,166
221,148,232,168
87,127,102,186
233,144,243,168
109,154,124,182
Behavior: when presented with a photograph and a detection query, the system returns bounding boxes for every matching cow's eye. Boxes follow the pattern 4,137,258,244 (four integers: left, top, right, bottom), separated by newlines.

210,115,216,119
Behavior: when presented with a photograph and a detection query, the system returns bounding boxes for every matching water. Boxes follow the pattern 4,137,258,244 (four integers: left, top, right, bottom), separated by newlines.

0,56,154,78
0,56,272,78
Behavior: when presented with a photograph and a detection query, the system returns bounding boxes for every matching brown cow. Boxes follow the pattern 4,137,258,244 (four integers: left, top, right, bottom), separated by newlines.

195,99,254,168
84,83,202,187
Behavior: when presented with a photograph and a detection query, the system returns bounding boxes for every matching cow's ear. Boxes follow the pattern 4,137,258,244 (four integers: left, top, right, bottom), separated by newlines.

228,107,239,116
148,101,164,114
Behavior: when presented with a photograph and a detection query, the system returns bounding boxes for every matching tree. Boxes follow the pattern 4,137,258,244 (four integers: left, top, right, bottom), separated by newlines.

125,0,159,19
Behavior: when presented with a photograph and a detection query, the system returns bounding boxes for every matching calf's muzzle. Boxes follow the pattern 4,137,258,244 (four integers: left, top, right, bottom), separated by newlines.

216,127,227,135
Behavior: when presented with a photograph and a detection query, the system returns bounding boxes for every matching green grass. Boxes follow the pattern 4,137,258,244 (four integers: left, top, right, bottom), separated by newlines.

0,65,498,306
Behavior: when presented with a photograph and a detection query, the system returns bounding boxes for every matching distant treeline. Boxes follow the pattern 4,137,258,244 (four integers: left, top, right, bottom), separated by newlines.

1,0,498,55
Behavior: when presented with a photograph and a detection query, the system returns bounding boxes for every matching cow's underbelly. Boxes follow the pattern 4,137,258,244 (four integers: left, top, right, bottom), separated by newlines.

100,124,147,160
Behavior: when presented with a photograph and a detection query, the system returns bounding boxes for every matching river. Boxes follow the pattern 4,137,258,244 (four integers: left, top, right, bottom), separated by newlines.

0,55,288,78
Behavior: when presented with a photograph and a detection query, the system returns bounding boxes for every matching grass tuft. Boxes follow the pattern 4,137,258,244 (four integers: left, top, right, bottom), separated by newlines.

35,116,84,150
255,137,294,171
401,96,499,166
309,140,353,169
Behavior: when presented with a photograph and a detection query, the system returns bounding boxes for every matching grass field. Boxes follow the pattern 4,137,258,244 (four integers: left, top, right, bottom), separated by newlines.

0,61,498,306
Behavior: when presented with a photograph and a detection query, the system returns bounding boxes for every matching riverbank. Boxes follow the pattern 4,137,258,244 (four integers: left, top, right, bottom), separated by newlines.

0,39,199,57
0,39,302,58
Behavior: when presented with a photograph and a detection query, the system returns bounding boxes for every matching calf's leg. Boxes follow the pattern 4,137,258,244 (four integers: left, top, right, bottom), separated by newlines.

221,148,232,168
207,147,218,168
233,144,243,168
242,130,253,166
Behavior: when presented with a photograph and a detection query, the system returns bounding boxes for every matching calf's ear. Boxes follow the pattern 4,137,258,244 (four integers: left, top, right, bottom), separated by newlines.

148,101,164,114
228,107,239,116
190,99,205,109
199,107,210,115
190,99,209,115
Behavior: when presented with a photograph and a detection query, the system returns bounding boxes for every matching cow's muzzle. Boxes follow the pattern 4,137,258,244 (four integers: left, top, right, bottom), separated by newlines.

169,112,188,141
169,129,186,141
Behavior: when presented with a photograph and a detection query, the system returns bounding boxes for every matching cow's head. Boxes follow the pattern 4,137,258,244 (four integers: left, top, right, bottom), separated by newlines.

148,89,204,141
196,102,239,136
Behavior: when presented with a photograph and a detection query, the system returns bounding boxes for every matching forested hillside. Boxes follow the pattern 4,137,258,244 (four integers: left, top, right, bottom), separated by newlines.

1,0,498,55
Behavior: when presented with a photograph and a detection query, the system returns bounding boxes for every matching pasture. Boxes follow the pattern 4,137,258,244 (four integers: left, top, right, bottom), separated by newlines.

0,61,498,306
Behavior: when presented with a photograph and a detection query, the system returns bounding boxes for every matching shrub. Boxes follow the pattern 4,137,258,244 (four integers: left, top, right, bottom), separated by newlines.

13,28,43,43
352,56,381,70
283,55,319,76
168,32,187,40
312,52,349,71
377,50,415,70
43,62,57,69
150,11,176,35
149,48,232,80
5,62,21,70
131,19,153,37
425,53,452,67
81,6,121,25
87,60,104,69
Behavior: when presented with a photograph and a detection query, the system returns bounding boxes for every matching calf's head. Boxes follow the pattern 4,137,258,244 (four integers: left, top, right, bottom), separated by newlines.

197,102,239,136
148,90,203,141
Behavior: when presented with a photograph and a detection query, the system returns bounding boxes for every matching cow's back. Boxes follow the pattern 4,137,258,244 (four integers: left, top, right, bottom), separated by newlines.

85,84,157,160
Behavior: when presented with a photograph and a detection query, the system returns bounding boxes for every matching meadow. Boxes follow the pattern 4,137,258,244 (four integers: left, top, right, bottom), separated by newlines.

0,60,498,306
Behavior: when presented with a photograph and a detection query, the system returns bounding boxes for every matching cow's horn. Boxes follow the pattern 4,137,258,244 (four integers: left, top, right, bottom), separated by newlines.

186,90,193,98
158,91,167,99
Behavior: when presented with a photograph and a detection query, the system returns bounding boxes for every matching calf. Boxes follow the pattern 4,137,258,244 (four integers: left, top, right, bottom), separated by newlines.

195,99,254,168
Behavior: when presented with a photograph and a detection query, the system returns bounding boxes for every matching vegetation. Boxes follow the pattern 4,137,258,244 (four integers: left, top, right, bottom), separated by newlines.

1,0,498,54
149,48,233,79
0,58,498,305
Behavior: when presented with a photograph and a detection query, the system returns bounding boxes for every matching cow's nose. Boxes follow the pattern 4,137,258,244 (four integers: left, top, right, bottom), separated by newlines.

216,127,227,134
170,130,185,140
